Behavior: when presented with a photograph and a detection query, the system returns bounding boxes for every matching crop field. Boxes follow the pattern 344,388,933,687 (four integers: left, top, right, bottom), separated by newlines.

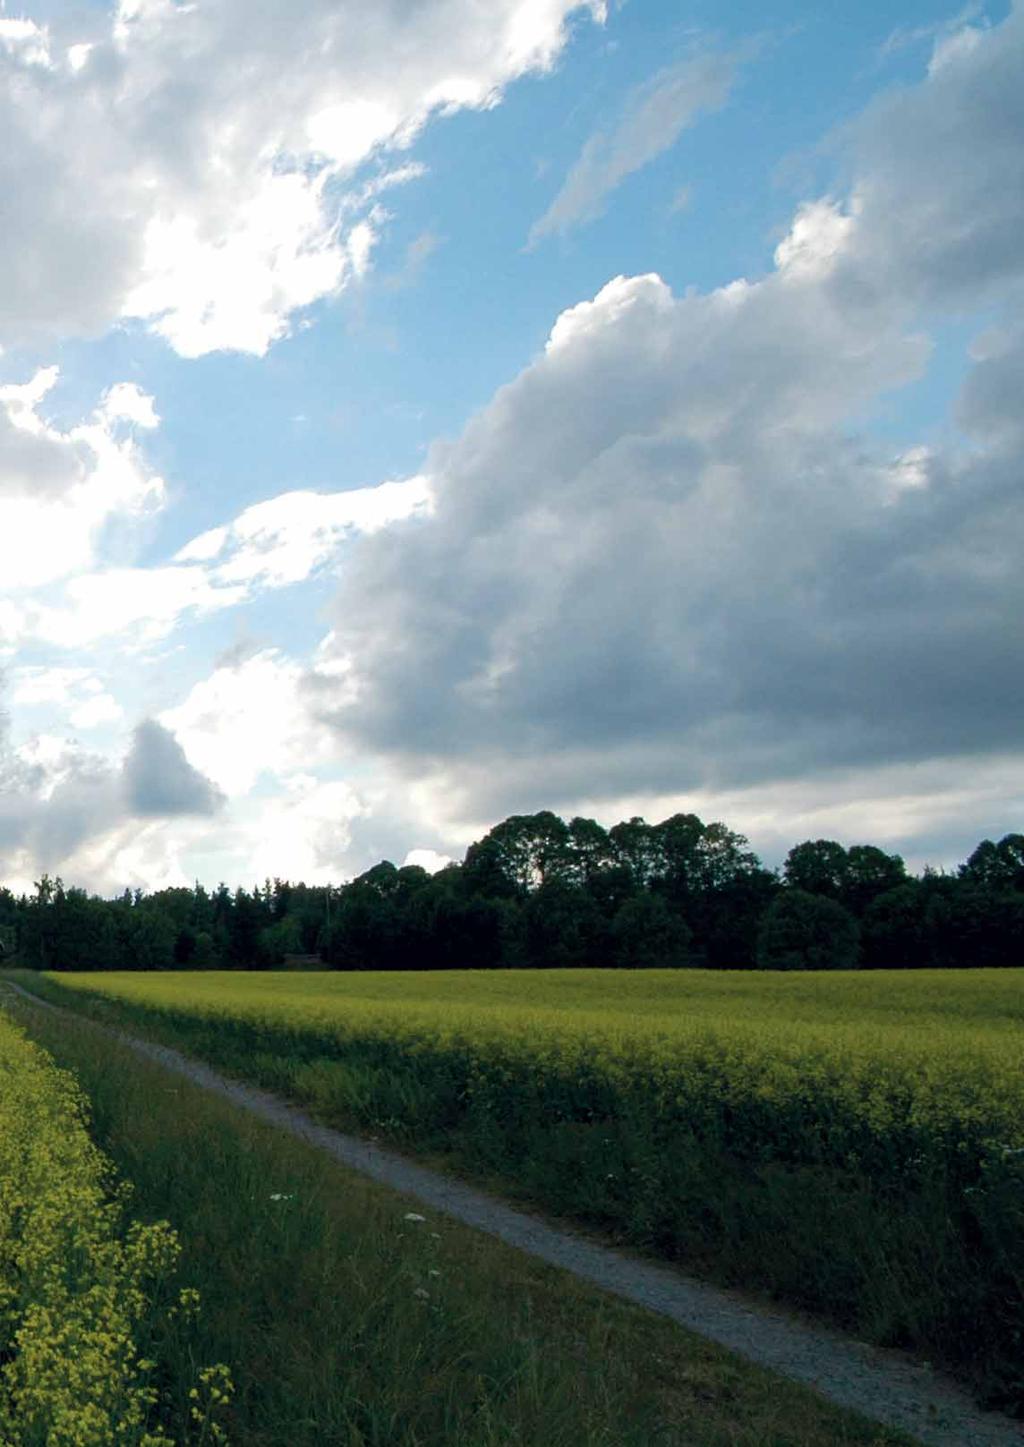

0,1004,230,1446
0,986,912,1447
12,967,1024,1414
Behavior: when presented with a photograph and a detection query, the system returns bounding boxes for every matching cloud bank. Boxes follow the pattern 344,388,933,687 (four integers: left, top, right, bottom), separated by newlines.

314,8,1024,824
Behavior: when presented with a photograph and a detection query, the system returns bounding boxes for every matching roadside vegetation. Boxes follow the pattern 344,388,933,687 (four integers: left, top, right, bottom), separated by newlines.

0,1003,230,1446
12,967,1024,1416
1,989,911,1447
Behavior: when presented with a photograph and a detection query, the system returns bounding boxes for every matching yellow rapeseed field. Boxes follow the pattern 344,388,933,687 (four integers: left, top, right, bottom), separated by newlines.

0,1005,231,1447
38,966,1024,1158
29,966,1024,1408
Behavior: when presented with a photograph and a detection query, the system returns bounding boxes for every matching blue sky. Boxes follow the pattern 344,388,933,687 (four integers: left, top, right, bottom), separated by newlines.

1,0,1021,892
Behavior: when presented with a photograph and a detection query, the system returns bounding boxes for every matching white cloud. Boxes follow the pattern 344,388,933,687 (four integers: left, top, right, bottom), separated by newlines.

530,48,738,244
12,667,99,708
403,847,453,873
191,476,433,588
15,474,432,649
28,566,247,649
10,668,124,733
772,199,854,280
0,17,50,67
241,780,369,885
174,526,228,564
70,694,124,730
159,649,337,796
100,382,160,429
0,368,164,593
0,0,603,355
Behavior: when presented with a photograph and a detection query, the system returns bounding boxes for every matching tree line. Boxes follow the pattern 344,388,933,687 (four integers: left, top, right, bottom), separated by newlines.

1,812,1021,972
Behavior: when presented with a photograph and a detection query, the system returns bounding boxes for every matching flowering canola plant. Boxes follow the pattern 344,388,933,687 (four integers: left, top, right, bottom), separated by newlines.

0,1007,231,1446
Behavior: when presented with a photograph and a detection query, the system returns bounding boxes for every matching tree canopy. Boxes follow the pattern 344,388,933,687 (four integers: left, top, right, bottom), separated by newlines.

3,821,1020,973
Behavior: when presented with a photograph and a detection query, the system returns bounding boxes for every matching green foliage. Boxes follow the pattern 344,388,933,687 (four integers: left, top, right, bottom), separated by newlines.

783,840,851,900
960,834,1024,892
610,894,691,968
756,890,860,970
862,884,932,968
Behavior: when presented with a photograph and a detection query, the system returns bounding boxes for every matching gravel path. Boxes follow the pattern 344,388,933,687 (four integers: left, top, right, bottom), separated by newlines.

5,979,1022,1447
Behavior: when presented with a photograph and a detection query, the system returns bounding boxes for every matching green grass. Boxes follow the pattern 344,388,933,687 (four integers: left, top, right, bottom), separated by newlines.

1,988,912,1447
9,966,1024,1414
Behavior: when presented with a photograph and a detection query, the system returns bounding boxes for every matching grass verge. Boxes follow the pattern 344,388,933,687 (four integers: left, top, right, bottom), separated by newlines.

2,985,911,1447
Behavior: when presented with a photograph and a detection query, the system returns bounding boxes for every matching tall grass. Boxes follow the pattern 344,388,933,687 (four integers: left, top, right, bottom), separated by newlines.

15,967,1024,1413
3,988,911,1447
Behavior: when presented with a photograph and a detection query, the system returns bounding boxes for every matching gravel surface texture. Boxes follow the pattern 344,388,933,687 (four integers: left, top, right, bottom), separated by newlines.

4,979,1022,1447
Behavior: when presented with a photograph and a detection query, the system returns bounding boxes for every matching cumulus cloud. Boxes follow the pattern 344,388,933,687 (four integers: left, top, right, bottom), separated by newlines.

123,719,224,818
0,0,603,356
312,8,1024,830
529,48,738,244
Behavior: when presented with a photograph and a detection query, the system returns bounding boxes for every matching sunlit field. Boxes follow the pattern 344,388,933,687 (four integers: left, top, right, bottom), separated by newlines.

17,967,1024,1413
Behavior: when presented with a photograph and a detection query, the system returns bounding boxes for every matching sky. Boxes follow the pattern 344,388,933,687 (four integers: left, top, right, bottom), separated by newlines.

0,0,1021,895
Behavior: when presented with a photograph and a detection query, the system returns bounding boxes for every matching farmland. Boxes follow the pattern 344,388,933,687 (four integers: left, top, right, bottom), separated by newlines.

0,988,914,1447
14,966,1024,1414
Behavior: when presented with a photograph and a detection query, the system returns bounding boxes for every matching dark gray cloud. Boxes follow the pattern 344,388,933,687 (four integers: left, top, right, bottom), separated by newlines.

123,720,224,818
313,8,1024,822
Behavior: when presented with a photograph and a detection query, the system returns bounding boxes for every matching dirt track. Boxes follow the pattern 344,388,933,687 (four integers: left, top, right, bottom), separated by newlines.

4,978,1022,1447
